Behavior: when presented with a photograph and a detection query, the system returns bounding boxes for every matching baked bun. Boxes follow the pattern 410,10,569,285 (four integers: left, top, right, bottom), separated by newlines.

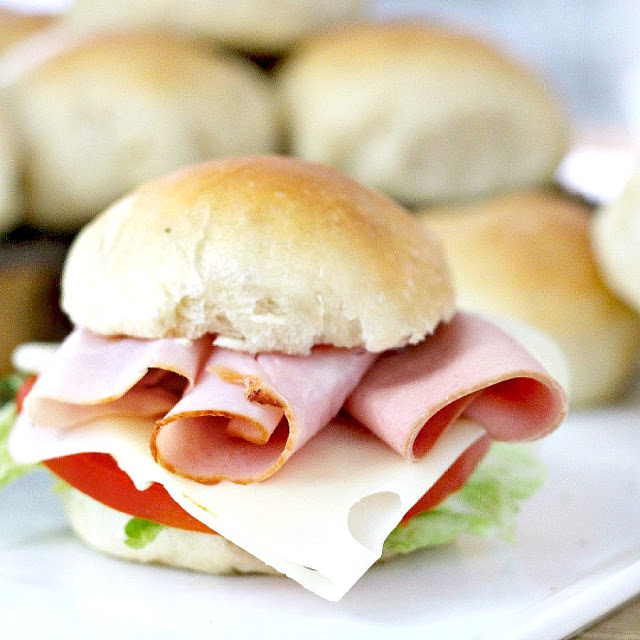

0,8,55,54
3,30,280,232
0,106,23,234
62,0,365,55
61,155,454,354
278,21,570,207
592,165,640,313
60,487,278,575
420,191,640,407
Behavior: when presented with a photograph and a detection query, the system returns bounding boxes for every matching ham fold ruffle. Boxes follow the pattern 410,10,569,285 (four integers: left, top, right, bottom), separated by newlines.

345,312,568,460
18,312,568,485
151,346,377,482
23,329,209,428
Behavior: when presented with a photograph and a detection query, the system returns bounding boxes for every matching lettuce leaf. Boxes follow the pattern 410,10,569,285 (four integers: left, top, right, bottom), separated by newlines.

382,442,546,556
0,373,25,405
0,372,37,489
124,517,164,549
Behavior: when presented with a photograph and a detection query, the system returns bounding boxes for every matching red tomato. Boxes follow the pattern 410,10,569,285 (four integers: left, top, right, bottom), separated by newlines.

15,375,37,413
42,437,490,534
43,453,215,534
400,435,491,524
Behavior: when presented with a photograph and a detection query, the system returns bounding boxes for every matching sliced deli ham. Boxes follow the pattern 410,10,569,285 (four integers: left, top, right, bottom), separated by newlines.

23,329,209,428
152,346,377,483
345,312,568,460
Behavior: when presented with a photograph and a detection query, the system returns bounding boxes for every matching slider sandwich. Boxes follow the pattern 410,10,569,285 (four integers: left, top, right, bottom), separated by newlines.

5,156,568,601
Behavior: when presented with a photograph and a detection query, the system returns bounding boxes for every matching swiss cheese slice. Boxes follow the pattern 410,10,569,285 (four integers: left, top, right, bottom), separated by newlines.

10,411,484,601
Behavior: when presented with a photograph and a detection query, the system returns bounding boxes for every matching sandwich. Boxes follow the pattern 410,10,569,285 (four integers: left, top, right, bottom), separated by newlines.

3,155,568,601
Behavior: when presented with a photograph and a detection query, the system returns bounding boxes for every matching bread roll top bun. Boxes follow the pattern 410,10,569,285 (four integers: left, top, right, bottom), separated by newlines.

592,165,640,313
420,191,640,406
3,30,280,232
62,155,454,354
63,0,365,54
278,21,570,207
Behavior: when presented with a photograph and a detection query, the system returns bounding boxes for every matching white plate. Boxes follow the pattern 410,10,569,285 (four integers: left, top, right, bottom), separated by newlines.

2,379,640,640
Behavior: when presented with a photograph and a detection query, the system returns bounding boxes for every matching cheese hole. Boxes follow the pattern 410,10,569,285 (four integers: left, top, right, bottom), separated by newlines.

347,492,402,553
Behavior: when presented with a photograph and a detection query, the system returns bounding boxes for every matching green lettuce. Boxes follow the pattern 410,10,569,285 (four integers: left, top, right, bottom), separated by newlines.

124,517,164,549
382,442,546,556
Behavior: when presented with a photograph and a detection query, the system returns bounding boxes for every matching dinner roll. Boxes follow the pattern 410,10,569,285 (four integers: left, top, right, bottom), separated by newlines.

420,191,640,406
592,164,640,314
62,0,365,55
0,8,56,54
278,21,570,207
61,155,454,354
3,30,280,232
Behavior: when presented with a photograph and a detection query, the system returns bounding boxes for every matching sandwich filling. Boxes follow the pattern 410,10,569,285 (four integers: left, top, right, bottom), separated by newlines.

8,312,568,600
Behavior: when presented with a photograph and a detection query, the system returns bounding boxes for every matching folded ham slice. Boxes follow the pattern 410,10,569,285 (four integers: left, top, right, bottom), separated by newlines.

345,312,568,460
23,329,208,428
151,346,377,483
16,312,567,489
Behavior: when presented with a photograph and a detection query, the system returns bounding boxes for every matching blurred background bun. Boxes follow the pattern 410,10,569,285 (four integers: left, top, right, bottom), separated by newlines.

1,29,281,232
277,21,570,208
0,7,56,54
0,106,23,234
420,190,640,407
62,0,365,55
592,164,640,314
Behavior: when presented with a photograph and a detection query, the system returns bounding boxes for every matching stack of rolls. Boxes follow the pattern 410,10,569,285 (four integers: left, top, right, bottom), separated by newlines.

0,3,636,403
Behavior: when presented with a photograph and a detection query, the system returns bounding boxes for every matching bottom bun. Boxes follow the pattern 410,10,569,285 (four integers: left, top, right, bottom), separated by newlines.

59,487,279,575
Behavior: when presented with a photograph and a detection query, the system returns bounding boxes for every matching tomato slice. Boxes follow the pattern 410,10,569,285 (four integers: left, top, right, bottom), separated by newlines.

42,437,490,534
400,434,491,524
16,375,37,414
43,453,215,534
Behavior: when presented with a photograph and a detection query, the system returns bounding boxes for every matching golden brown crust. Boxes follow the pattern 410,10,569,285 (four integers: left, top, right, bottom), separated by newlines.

420,190,640,406
278,21,570,206
62,155,454,353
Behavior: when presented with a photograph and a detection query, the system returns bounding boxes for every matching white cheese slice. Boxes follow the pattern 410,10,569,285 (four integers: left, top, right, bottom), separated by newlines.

9,411,484,601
